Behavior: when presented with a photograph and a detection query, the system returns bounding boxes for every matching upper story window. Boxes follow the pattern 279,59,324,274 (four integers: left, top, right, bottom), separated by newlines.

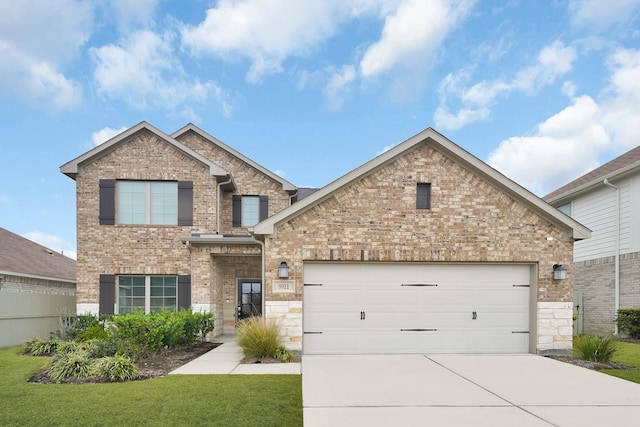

99,179,193,226
118,181,177,224
416,183,431,210
557,203,571,216
232,195,268,228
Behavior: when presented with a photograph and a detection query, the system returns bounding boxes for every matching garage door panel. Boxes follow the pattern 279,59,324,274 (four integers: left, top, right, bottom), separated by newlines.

303,263,532,355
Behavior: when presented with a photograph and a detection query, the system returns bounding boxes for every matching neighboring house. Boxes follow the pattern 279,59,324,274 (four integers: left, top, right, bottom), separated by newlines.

544,146,640,335
0,227,76,348
61,122,589,355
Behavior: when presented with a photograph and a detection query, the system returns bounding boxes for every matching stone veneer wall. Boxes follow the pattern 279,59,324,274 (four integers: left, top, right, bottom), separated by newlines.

263,143,575,353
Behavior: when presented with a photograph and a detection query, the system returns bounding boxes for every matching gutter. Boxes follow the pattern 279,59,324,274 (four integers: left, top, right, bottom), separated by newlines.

603,178,620,335
216,176,233,234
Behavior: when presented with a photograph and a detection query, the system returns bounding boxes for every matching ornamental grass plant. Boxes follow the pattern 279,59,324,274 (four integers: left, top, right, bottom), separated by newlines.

236,316,282,359
573,334,620,363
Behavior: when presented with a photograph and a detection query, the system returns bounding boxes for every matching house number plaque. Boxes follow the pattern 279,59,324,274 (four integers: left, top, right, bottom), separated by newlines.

272,280,296,294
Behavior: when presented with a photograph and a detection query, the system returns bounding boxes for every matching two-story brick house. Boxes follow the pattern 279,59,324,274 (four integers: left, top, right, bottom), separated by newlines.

62,123,590,355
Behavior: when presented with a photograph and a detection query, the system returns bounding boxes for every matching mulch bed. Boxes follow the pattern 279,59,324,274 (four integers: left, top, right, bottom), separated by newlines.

548,355,635,371
28,341,220,384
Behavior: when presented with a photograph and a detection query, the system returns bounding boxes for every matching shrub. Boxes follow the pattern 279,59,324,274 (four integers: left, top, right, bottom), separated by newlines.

78,323,109,342
273,345,294,362
573,334,620,363
236,317,281,359
82,339,118,359
179,310,215,343
57,312,100,340
92,355,139,381
22,337,60,356
48,350,94,382
617,309,640,339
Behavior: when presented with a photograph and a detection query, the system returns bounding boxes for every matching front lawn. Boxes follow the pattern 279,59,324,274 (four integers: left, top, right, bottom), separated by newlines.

601,341,640,384
0,346,302,427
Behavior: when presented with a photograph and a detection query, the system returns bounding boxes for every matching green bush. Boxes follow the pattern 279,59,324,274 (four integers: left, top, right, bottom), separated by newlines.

82,339,118,359
236,317,282,359
273,345,295,362
78,323,109,342
618,309,640,339
57,312,100,340
573,334,620,363
48,350,94,382
106,310,215,360
22,337,60,356
92,355,139,382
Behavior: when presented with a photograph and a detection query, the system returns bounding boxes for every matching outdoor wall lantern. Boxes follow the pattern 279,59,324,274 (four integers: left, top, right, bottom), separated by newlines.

278,261,290,279
553,264,567,280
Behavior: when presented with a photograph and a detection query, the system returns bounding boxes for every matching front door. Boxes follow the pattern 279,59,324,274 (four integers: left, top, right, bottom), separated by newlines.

238,279,262,320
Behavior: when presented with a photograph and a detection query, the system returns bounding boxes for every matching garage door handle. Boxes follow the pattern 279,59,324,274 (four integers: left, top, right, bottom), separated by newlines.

401,328,437,332
472,311,477,320
360,311,366,320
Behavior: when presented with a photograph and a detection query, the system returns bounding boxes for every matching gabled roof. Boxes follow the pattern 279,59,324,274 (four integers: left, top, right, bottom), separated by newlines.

544,145,640,204
60,122,234,190
0,227,76,282
171,123,297,193
254,127,591,241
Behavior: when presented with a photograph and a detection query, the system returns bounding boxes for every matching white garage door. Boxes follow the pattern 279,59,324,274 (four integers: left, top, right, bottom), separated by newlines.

303,263,532,355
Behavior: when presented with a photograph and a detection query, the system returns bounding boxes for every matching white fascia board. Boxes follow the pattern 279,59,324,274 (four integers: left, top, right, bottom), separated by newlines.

0,269,76,284
172,124,297,192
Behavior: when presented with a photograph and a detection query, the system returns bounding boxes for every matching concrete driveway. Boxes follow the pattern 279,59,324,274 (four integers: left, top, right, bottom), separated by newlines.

302,354,640,426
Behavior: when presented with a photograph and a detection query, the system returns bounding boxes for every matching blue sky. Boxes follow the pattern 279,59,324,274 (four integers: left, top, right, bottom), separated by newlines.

1,0,639,260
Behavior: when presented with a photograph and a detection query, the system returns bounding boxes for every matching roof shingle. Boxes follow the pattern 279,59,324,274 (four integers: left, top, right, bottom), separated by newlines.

0,227,76,282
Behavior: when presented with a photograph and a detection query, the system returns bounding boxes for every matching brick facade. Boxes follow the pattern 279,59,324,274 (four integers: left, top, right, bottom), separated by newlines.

574,251,640,335
262,144,575,352
72,126,292,335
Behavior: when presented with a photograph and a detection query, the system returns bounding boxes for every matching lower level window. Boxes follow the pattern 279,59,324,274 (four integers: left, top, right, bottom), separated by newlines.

118,275,177,313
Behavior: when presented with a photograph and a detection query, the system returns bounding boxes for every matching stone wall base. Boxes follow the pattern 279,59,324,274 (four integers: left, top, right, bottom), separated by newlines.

265,300,302,351
537,301,572,355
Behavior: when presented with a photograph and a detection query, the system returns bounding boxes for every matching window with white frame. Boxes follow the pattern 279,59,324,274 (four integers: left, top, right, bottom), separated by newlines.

117,181,178,225
117,275,177,313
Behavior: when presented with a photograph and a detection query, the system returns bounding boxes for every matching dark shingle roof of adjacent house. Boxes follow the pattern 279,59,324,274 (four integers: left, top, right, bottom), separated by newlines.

544,145,640,203
0,227,76,282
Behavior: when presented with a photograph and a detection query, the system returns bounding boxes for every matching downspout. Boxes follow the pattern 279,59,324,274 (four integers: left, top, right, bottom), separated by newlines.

216,176,233,234
603,178,620,334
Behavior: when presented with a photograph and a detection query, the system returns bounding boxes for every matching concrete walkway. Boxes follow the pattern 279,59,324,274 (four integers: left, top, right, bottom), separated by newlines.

169,337,301,375
303,354,640,427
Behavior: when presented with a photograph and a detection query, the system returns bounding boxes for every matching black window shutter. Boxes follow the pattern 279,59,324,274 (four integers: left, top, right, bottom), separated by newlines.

232,195,242,227
177,181,193,226
417,183,431,210
177,275,191,310
259,195,269,221
99,274,116,314
99,179,116,225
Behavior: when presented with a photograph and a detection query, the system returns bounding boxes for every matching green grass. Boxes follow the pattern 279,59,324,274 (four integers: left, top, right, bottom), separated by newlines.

0,346,302,427
600,341,640,384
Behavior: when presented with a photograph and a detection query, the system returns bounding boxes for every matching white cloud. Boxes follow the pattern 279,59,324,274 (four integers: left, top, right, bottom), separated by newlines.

181,0,353,83
359,0,475,78
92,126,128,146
23,231,77,260
601,48,640,149
323,65,356,111
110,0,161,31
91,30,232,117
488,96,609,195
569,0,640,32
0,0,92,109
435,41,577,130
